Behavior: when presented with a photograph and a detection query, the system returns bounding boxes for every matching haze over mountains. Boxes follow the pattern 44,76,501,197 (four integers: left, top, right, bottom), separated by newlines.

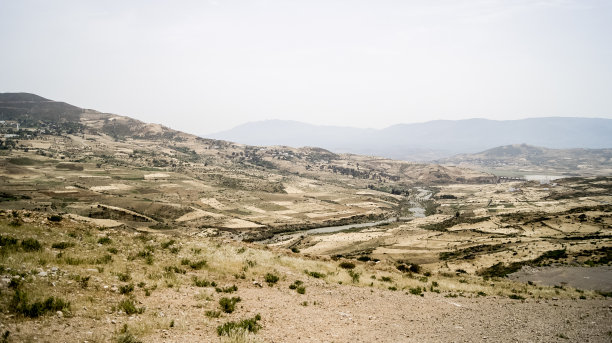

209,118,612,161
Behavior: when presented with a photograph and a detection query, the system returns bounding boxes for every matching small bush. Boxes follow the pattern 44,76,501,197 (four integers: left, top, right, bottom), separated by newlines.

161,240,175,249
117,272,131,282
296,286,306,294
305,270,325,279
193,276,216,287
108,247,118,254
339,261,355,269
397,262,421,274
408,287,423,296
357,256,371,262
215,285,238,293
380,276,392,282
289,280,303,290
189,259,207,270
164,266,186,274
291,247,300,253
264,273,279,285
219,297,241,313
11,289,70,318
145,255,154,265
47,215,62,222
79,276,90,289
52,242,74,250
116,331,141,343
97,237,112,245
119,284,134,295
21,238,42,252
217,314,262,336
205,310,221,318
118,299,145,315
348,270,360,283
137,250,152,259
508,294,525,300
0,235,18,247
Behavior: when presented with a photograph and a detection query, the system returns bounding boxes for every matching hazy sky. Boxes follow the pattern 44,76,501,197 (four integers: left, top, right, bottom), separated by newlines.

1,0,611,134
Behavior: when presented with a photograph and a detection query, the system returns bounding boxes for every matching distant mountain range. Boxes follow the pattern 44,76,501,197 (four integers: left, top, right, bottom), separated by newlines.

207,118,612,161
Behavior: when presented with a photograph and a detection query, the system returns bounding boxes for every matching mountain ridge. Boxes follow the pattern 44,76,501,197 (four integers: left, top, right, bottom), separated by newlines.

208,117,612,161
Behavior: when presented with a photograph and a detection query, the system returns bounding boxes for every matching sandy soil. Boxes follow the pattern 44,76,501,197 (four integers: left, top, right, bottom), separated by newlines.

4,280,610,343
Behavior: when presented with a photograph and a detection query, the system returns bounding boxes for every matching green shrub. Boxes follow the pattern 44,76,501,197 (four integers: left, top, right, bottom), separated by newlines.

0,235,18,247
508,294,525,300
216,285,238,293
47,215,62,222
397,262,421,274
217,314,261,336
108,247,118,254
408,287,423,296
161,240,175,249
118,299,145,315
117,272,131,282
21,238,42,252
264,273,279,285
181,258,206,269
348,270,360,283
305,270,325,279
192,276,216,287
115,331,141,343
164,266,186,274
296,286,306,294
339,262,355,269
97,237,112,245
137,250,152,259
79,276,90,289
289,280,303,290
119,284,134,295
189,259,207,270
145,255,154,265
11,289,70,318
380,276,392,282
219,297,241,313
52,242,74,250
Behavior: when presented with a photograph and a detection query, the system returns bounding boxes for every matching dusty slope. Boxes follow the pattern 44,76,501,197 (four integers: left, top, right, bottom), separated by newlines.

1,213,610,343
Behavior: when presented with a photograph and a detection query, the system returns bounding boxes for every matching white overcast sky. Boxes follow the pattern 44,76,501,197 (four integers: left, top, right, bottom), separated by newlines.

1,0,611,134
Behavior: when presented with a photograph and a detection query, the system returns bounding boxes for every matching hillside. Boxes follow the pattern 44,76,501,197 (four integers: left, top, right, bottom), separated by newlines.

0,93,493,239
208,118,612,161
438,144,612,177
0,93,610,342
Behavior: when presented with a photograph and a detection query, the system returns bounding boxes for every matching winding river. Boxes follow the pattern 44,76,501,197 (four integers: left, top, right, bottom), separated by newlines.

262,187,432,244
